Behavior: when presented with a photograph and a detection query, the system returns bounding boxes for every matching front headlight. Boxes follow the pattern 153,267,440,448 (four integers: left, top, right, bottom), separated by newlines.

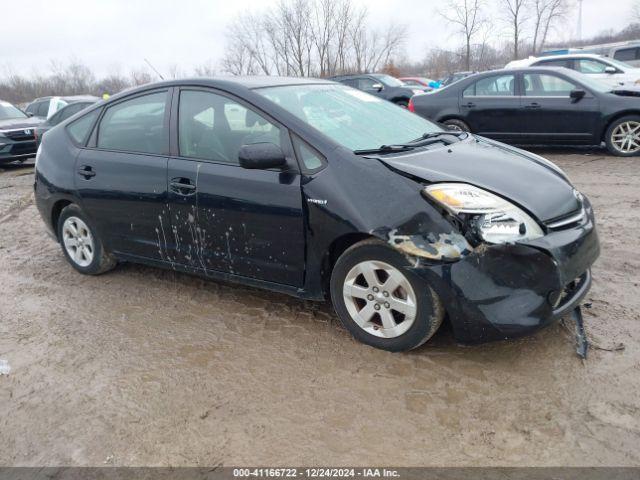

424,183,544,244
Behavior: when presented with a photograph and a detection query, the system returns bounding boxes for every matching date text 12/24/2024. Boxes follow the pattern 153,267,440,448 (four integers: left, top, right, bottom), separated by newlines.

233,468,400,478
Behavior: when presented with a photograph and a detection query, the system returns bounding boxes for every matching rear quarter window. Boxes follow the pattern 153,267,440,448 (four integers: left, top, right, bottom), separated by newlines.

67,109,100,145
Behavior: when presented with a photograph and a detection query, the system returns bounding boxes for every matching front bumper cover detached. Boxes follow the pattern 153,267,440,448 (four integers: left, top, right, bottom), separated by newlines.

409,203,600,344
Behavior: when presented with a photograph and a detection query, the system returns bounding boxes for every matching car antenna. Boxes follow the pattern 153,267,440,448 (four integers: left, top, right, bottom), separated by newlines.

144,58,165,80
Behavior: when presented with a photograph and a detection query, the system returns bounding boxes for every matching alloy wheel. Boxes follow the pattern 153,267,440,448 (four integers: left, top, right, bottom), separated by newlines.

342,260,417,338
62,216,95,267
611,121,640,154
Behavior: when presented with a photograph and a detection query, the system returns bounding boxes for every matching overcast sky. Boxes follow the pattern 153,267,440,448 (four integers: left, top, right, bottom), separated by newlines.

2,0,635,78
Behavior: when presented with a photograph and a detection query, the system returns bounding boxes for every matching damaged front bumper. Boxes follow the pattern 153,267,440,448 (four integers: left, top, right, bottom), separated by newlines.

405,202,600,344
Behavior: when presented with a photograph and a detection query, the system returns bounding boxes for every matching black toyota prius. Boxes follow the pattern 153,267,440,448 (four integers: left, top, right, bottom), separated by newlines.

34,77,600,351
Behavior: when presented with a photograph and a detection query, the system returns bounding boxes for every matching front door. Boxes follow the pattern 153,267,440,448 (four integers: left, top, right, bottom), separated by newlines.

169,88,306,286
460,73,522,140
519,72,600,143
75,90,171,260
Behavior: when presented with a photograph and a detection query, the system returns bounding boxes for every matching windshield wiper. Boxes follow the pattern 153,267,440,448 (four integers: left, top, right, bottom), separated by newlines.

353,144,415,155
408,130,469,144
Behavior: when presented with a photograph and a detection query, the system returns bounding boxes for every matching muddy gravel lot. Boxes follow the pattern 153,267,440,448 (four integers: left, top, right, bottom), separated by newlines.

0,149,639,467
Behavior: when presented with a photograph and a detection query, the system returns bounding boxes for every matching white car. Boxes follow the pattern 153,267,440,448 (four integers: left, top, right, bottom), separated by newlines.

505,53,640,87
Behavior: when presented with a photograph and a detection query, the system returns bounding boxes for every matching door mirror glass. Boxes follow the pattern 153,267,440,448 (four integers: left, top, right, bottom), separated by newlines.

604,66,617,74
570,89,586,102
238,142,286,169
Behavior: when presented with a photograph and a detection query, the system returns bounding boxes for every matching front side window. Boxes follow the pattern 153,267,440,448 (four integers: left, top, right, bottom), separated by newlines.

178,90,280,164
257,84,440,151
50,103,85,126
536,59,571,68
97,92,167,154
464,75,515,96
357,78,380,91
524,73,577,96
576,59,611,74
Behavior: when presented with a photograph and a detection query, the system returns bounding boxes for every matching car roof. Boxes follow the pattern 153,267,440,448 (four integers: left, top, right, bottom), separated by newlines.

509,53,614,66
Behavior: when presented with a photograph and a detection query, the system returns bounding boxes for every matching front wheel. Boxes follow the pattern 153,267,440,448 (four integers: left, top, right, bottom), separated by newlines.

605,116,640,156
442,118,470,132
57,204,117,275
330,239,444,352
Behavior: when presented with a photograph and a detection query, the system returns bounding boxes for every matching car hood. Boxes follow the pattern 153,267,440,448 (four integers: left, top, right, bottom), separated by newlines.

0,117,44,131
374,137,580,222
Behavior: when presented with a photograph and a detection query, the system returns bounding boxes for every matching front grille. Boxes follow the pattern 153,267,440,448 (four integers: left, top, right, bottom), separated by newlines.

2,129,36,141
545,207,586,231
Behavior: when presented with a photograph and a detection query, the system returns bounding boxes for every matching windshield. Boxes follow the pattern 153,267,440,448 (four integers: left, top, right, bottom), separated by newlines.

256,84,441,151
0,101,27,121
374,74,404,87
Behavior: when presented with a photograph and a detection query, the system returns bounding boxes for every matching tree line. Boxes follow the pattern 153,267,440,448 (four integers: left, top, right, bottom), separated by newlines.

2,0,639,105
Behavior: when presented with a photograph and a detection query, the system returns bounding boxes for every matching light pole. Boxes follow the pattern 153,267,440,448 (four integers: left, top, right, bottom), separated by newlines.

577,0,583,40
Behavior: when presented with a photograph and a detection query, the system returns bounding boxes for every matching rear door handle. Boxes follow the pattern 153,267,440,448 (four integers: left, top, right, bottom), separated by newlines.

170,177,196,195
524,102,541,109
77,165,96,178
463,102,476,108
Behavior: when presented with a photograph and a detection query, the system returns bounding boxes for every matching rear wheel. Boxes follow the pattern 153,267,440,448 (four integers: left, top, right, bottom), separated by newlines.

443,118,470,132
330,239,444,352
57,204,116,275
605,116,640,156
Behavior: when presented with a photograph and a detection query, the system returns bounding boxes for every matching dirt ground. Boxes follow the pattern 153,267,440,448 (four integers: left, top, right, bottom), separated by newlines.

0,148,639,467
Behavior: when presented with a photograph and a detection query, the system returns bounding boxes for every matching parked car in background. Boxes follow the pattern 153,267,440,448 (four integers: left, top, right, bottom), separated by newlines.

0,99,44,164
409,67,640,156
505,53,640,87
35,99,98,147
34,76,598,351
25,95,98,119
330,73,424,107
542,40,640,67
439,71,475,87
399,77,438,90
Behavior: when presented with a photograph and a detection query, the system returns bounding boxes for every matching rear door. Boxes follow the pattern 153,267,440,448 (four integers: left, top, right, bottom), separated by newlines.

169,87,306,286
459,73,522,139
75,89,172,261
520,72,600,143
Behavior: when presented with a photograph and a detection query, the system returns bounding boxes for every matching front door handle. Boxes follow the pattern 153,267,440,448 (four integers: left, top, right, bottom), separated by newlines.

463,102,476,108
524,102,541,109
77,165,96,179
170,177,196,195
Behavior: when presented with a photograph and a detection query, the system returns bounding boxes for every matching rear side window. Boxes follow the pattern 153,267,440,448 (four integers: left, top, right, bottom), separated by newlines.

97,91,167,154
67,109,100,145
524,73,576,96
36,101,50,117
178,89,281,164
464,74,515,96
614,48,638,62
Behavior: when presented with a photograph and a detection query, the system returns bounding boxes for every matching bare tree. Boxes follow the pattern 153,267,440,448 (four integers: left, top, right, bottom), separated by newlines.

500,0,529,60
531,0,567,54
439,0,487,71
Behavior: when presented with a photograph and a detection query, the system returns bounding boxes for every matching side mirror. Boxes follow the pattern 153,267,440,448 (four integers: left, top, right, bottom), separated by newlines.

238,143,287,170
570,89,586,103
604,66,617,74
371,83,384,92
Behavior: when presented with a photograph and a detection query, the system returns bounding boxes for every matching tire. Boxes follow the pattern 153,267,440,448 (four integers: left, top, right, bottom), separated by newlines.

605,115,640,157
443,118,471,132
330,239,444,352
57,204,117,275
395,99,409,109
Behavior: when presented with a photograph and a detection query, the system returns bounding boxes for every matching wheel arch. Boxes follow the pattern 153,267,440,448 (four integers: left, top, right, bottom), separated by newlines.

321,232,376,296
50,198,74,239
601,110,640,141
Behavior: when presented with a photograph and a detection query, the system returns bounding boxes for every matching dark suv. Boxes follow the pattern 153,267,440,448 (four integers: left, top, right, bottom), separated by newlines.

330,73,423,107
0,100,44,164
